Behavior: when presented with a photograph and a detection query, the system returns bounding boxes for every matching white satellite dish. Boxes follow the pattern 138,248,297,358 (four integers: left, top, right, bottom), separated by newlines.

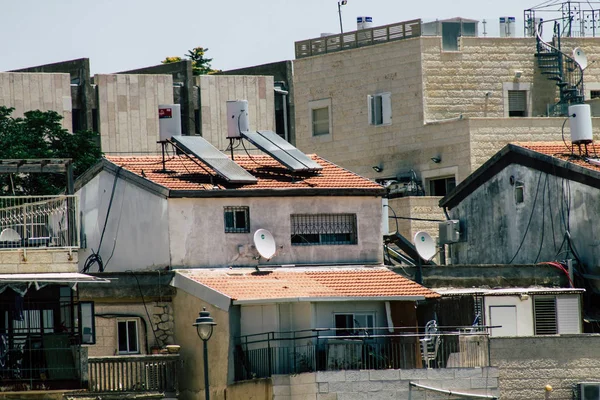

253,229,277,260
414,231,436,261
573,47,588,70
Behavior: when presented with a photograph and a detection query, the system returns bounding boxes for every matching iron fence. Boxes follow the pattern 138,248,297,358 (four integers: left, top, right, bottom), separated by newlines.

0,195,79,249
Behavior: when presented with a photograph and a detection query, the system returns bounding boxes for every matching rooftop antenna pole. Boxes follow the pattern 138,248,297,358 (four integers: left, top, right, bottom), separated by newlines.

482,19,487,36
338,0,347,35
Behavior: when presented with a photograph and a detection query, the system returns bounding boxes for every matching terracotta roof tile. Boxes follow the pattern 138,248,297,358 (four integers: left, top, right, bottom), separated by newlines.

181,268,439,300
104,154,382,191
515,142,600,173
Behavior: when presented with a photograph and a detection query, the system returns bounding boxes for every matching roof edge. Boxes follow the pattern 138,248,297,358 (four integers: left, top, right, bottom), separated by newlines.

233,295,428,305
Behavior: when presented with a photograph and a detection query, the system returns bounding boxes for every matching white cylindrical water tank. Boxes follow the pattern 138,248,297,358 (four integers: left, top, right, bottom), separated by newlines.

226,100,249,138
569,104,594,144
158,104,182,141
357,16,373,30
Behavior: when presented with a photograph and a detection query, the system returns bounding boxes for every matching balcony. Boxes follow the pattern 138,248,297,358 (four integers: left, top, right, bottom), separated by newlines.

234,326,490,381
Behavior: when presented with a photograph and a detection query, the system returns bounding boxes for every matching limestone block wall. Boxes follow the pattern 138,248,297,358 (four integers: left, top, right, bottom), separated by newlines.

388,196,444,246
272,368,499,400
490,335,600,400
0,72,72,130
95,74,173,154
196,75,275,151
0,249,78,273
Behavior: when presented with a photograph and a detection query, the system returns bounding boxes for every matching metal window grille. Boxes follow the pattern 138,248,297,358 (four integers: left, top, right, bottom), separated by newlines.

224,207,250,233
534,296,558,335
290,214,357,245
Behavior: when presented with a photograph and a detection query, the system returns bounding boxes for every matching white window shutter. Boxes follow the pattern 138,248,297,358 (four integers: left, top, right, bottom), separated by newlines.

381,92,392,124
367,95,373,125
556,295,580,334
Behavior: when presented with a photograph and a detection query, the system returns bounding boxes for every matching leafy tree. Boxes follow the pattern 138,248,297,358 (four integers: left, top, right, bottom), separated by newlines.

0,106,102,195
161,46,220,75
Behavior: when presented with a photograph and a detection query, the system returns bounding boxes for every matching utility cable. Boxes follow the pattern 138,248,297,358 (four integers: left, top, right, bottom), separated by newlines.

509,171,543,264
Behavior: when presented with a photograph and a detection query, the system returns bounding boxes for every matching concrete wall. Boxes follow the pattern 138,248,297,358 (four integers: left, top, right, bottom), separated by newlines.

272,368,499,400
167,196,383,268
196,75,275,151
490,335,600,400
0,249,78,273
77,170,170,272
95,74,173,154
226,379,272,400
0,72,72,130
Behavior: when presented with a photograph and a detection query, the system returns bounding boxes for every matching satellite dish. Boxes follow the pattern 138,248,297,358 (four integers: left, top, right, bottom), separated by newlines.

253,229,276,260
0,228,21,242
573,47,588,70
414,231,436,261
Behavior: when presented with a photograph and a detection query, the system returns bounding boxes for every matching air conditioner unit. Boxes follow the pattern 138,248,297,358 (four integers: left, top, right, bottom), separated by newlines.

439,220,460,244
577,383,600,400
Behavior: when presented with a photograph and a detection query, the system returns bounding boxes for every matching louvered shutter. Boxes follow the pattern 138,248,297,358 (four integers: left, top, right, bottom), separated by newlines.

556,295,580,334
508,90,527,115
534,296,557,335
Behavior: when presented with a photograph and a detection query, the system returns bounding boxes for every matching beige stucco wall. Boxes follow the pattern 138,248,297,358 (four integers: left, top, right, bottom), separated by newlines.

95,74,173,154
196,75,275,151
168,195,383,268
0,72,72,130
0,249,78,273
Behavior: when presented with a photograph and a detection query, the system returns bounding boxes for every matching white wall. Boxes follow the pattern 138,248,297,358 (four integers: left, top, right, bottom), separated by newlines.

484,296,534,337
167,196,383,268
77,171,171,271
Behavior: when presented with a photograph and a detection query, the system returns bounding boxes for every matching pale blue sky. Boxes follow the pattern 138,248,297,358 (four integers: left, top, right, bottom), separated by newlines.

1,0,546,74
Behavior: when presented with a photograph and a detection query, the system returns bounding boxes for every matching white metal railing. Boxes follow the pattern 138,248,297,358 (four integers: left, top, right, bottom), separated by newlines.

0,195,79,249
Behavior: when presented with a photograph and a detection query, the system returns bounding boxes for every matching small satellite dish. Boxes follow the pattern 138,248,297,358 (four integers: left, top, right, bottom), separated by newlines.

414,231,436,261
253,229,276,260
0,228,21,242
573,47,588,70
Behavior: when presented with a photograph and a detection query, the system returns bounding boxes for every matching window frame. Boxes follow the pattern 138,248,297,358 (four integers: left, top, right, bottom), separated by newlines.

533,296,558,335
367,92,392,126
224,206,250,233
333,312,375,337
503,82,531,118
427,176,456,196
290,213,358,246
309,98,332,137
80,301,96,345
117,319,140,354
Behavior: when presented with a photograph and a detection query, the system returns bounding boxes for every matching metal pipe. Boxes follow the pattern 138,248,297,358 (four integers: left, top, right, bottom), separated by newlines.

410,382,498,399
203,339,210,400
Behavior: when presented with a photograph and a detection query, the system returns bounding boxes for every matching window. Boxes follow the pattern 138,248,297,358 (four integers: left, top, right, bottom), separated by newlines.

291,214,357,245
533,296,557,335
80,302,96,345
428,177,456,196
534,295,580,335
508,90,527,117
224,206,250,233
334,313,375,336
367,93,392,126
591,90,600,99
309,99,332,137
515,181,524,203
117,319,139,354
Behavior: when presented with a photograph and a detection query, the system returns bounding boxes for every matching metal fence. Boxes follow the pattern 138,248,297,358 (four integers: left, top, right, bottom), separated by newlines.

234,327,490,381
294,19,422,59
0,195,79,249
88,354,180,394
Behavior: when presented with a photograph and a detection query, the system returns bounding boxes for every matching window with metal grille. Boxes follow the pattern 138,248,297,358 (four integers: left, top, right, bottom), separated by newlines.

224,206,250,233
534,296,557,335
290,214,357,245
508,90,527,117
117,319,139,354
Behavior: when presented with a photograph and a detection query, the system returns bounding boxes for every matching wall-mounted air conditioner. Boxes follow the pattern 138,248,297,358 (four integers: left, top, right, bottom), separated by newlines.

439,220,460,244
577,383,600,400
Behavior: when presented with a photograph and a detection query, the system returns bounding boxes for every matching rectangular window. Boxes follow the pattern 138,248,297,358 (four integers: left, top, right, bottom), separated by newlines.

80,302,96,345
508,90,527,117
533,296,557,335
334,312,375,336
224,206,250,233
117,319,139,354
368,93,392,125
591,90,600,99
312,107,330,136
291,214,357,245
428,177,456,196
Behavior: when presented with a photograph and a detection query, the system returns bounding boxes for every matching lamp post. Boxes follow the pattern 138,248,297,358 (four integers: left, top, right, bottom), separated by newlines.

338,0,347,35
193,307,217,400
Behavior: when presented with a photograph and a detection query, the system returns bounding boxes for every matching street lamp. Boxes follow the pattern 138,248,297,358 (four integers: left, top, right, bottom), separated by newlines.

338,0,347,35
193,307,217,400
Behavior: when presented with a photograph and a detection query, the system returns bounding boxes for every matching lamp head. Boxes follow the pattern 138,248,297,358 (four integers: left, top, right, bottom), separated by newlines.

193,307,217,341
372,165,383,173
431,156,442,164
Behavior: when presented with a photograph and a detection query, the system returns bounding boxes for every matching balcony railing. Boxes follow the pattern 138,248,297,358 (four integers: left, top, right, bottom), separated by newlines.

88,354,180,394
0,195,79,250
234,326,490,381
295,19,422,59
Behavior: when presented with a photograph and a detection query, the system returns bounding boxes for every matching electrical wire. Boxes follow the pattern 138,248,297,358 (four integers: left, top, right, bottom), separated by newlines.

509,171,544,264
534,174,548,263
383,204,400,234
241,139,271,168
129,271,161,347
561,116,573,155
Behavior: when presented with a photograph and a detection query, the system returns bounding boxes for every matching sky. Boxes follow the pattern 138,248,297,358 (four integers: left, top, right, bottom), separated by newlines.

0,0,553,75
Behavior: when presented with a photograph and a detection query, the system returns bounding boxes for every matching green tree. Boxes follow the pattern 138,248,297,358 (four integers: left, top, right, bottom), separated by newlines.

0,106,102,195
161,46,220,75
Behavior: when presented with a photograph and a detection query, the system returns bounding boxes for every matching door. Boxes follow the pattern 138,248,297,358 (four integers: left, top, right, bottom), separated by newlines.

489,305,517,336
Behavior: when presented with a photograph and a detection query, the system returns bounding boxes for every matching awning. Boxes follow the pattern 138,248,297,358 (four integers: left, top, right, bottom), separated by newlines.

0,273,110,284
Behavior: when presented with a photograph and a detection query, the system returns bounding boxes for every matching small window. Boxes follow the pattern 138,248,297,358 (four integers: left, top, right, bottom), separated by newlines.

291,214,357,245
533,296,557,335
515,181,525,203
334,313,375,336
117,319,139,354
508,90,527,117
80,302,96,345
591,90,600,99
428,177,456,196
224,206,250,233
312,107,330,136
368,93,392,126
72,109,82,132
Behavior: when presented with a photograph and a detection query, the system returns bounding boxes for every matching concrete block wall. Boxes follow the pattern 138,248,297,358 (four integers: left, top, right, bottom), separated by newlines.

272,368,499,400
491,335,600,400
0,72,72,130
197,75,275,151
95,74,173,154
0,249,78,273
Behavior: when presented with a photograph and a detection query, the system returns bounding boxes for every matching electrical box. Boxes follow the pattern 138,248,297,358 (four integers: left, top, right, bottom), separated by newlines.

439,220,460,244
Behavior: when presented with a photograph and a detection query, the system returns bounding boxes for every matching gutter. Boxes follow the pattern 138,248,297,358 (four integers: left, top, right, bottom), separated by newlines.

410,382,498,400
233,295,426,305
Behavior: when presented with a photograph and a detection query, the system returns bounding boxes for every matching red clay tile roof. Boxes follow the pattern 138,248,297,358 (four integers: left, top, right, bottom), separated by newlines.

104,155,382,191
181,267,439,300
516,142,600,173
